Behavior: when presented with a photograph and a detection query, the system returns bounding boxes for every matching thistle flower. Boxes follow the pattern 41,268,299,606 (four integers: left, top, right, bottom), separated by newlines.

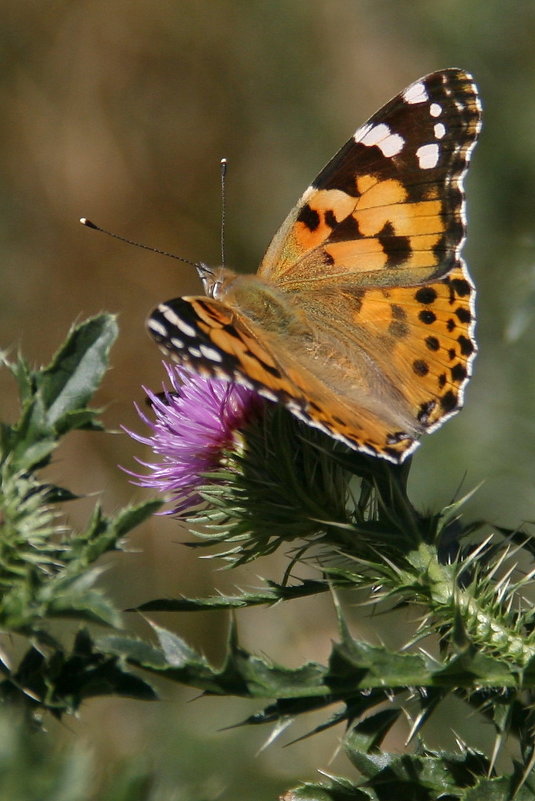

126,364,264,514
128,365,356,562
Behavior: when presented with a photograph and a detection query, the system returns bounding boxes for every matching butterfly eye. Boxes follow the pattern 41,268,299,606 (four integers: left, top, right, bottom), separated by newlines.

211,279,225,300
197,265,236,300
195,263,223,298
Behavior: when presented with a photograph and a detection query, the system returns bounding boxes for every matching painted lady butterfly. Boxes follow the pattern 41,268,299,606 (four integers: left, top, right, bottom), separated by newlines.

148,68,481,462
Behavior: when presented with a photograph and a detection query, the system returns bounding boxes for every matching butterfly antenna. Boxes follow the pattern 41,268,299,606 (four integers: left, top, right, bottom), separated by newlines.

79,217,201,269
220,157,227,267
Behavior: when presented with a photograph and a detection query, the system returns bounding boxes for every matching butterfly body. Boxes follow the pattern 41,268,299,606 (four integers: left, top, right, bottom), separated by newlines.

149,69,481,462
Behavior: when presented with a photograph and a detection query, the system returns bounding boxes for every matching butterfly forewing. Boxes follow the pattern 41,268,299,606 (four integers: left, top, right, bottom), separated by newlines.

259,69,481,289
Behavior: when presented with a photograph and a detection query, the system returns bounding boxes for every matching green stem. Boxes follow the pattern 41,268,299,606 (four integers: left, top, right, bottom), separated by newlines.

411,542,533,665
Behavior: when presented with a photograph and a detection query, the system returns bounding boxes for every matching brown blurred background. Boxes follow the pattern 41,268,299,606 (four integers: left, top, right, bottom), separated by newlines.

1,1,535,798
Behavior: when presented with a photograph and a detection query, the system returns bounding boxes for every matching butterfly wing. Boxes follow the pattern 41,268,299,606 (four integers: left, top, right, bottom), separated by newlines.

258,68,481,290
252,67,481,456
147,68,481,462
294,262,476,443
148,295,422,460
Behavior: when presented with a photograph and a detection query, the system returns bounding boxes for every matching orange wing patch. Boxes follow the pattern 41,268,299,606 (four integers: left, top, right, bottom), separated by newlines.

347,264,476,432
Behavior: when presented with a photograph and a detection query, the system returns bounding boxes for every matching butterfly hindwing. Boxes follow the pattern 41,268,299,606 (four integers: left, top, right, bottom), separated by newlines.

149,296,420,460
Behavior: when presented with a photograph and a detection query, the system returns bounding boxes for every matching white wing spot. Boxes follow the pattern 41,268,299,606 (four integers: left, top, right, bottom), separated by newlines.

161,307,182,327
258,388,278,402
359,123,390,146
353,122,372,142
188,346,201,358
430,102,442,118
170,336,185,349
236,376,254,390
286,400,303,414
148,319,167,337
434,122,446,139
175,318,198,338
380,132,404,157
416,143,439,169
357,123,404,157
403,81,428,104
199,344,223,363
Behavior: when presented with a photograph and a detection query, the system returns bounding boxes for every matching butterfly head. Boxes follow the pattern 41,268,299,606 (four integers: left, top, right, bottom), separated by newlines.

196,263,237,300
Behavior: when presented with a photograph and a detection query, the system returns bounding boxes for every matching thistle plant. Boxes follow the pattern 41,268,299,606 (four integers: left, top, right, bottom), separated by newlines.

2,322,535,800
124,361,535,800
0,316,159,719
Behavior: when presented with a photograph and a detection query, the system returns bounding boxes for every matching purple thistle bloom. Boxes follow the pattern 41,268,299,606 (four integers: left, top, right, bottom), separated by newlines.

126,364,264,514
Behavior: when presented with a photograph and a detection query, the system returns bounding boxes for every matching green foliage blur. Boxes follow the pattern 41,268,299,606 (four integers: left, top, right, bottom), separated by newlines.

1,2,535,799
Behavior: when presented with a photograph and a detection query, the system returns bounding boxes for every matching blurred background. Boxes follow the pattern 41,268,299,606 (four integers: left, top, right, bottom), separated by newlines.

1,1,535,798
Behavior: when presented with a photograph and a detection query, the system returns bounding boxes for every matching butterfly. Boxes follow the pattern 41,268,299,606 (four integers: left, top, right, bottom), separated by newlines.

148,68,481,463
